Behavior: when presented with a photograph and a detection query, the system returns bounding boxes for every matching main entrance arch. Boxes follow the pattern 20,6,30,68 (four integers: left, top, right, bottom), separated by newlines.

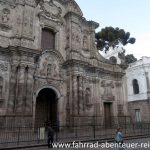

35,88,58,126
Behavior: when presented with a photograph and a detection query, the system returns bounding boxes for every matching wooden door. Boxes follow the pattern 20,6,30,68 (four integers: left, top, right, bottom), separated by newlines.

104,103,111,128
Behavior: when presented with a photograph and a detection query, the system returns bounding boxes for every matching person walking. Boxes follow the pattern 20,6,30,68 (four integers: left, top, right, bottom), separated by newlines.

47,123,54,148
115,127,123,149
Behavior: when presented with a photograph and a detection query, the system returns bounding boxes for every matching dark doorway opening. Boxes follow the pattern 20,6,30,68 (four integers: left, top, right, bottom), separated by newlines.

35,88,58,127
104,102,112,128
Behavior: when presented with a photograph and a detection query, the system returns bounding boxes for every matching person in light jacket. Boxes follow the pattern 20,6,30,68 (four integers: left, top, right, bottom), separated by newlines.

115,127,123,149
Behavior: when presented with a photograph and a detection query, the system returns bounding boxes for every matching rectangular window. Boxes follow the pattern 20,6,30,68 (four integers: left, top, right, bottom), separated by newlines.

135,109,141,122
41,28,55,50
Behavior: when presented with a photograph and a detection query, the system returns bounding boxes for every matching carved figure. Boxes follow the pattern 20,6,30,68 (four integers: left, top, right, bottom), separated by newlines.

52,64,59,78
83,36,88,49
85,87,91,105
47,64,52,77
2,8,10,23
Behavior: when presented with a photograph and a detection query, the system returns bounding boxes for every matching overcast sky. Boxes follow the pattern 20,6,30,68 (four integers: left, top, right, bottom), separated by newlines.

75,0,150,60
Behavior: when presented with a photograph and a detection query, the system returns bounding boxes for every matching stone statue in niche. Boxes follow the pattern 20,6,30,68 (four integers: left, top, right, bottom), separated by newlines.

83,36,88,49
2,8,10,23
85,87,92,107
52,64,59,78
47,64,52,77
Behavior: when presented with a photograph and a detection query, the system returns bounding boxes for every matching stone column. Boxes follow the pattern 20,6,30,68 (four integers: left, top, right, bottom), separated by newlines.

78,76,83,115
7,64,18,113
82,76,86,113
66,77,71,126
16,65,26,113
72,75,78,115
25,66,34,114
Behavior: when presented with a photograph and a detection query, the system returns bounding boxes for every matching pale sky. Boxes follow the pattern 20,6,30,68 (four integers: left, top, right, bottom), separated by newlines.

75,0,150,60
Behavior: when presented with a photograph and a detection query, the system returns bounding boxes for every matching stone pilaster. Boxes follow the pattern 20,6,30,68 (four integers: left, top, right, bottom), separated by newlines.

16,65,26,113
66,76,71,125
78,76,83,115
25,66,34,114
72,75,78,115
7,64,18,113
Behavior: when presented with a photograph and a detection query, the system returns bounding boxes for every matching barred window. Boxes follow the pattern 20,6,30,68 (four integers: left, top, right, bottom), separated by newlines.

135,109,141,122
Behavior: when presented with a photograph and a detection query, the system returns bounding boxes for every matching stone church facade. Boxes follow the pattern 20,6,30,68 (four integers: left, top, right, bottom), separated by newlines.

0,0,128,127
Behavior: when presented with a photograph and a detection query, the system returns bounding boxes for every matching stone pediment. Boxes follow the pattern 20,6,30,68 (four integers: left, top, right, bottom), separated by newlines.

39,0,62,20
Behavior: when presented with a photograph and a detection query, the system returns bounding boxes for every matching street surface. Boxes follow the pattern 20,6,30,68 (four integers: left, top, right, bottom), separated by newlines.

17,137,150,150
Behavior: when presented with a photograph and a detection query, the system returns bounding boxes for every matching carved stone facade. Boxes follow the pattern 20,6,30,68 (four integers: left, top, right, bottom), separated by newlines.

0,0,128,127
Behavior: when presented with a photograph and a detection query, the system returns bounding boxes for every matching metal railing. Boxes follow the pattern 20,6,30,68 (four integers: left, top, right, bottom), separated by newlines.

0,123,150,149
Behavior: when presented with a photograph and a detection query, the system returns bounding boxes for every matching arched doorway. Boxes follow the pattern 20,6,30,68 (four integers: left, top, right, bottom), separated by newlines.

35,88,58,126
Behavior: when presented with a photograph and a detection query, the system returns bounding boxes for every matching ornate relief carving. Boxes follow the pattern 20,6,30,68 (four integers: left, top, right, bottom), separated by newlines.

71,23,81,51
0,8,12,31
83,36,88,49
38,0,62,21
85,87,92,107
67,0,82,16
25,0,36,6
2,8,10,23
22,9,34,38
101,80,114,101
0,0,16,9
36,51,61,80
0,63,8,72
13,15,22,37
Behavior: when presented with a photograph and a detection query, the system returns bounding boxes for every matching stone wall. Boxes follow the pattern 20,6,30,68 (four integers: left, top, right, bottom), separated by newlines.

128,100,150,123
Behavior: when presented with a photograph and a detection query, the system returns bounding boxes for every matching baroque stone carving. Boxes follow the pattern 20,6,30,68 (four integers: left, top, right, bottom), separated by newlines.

67,0,82,16
0,8,12,31
22,9,34,38
83,35,88,49
85,87,92,108
101,80,114,101
0,63,8,71
38,0,62,20
71,23,81,51
37,52,60,79
2,8,10,23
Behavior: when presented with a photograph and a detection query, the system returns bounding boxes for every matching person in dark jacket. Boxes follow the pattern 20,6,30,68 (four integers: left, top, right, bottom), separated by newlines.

47,123,54,148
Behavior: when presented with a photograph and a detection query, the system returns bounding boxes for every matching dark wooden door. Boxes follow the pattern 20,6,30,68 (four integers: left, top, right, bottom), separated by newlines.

104,103,111,128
